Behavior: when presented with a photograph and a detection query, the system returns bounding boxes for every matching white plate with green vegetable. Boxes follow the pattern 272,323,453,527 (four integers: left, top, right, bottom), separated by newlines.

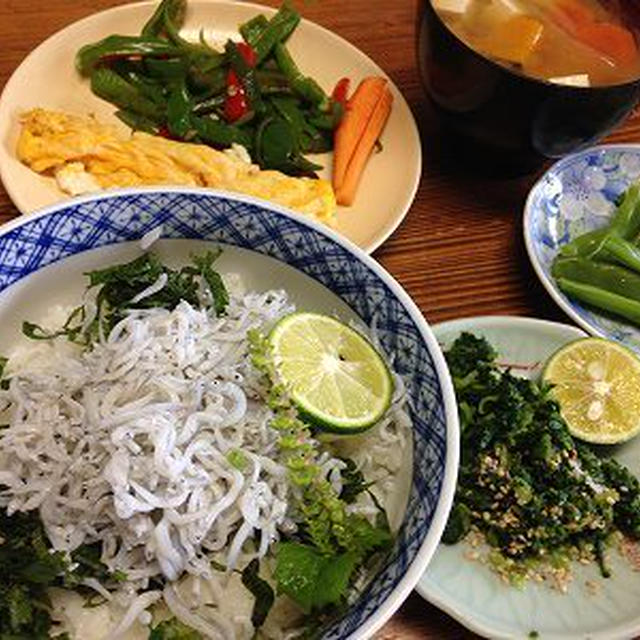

417,315,640,640
0,0,421,254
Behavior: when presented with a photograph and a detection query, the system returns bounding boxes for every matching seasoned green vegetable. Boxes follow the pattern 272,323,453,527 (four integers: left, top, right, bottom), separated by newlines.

443,332,640,585
556,277,640,325
552,184,640,326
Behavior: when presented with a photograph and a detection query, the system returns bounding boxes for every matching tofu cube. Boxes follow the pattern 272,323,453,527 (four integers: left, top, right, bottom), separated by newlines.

432,0,472,15
548,74,591,87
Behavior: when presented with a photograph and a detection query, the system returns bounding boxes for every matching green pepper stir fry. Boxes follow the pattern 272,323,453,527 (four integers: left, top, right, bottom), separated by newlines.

76,0,343,176
443,332,640,586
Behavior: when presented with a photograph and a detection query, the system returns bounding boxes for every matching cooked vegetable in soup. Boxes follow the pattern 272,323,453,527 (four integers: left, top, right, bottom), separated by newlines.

432,0,640,86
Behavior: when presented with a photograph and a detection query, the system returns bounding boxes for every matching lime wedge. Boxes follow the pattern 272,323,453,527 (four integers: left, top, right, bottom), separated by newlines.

542,337,640,444
268,312,393,433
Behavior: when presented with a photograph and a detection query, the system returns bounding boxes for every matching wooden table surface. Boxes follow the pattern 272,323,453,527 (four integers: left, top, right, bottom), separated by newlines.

2,0,639,638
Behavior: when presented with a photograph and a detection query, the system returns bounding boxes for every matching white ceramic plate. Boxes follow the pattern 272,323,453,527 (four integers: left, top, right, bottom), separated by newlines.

416,315,640,640
0,0,421,254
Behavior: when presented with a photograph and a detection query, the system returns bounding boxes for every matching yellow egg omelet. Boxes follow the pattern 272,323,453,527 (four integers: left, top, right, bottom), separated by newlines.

17,109,336,225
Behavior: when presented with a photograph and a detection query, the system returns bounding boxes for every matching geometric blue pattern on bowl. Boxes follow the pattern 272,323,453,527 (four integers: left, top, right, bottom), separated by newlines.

0,188,457,639
524,144,640,352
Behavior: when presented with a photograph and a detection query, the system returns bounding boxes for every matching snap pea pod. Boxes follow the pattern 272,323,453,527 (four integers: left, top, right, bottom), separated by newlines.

274,43,329,108
144,0,216,60
556,277,640,325
602,235,640,274
240,14,269,47
111,62,168,105
559,184,640,259
255,116,322,174
553,257,640,302
270,96,332,154
115,109,161,134
76,36,186,76
558,231,640,274
141,0,186,37
191,115,252,148
143,57,188,81
608,183,640,237
167,80,194,139
187,64,226,95
558,228,607,259
91,67,165,119
308,102,344,131
250,4,301,65
192,94,225,116
254,69,293,94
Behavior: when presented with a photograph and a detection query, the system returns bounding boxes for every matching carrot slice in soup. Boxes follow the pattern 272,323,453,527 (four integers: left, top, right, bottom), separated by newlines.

552,0,594,34
335,87,393,207
575,22,638,66
332,76,387,192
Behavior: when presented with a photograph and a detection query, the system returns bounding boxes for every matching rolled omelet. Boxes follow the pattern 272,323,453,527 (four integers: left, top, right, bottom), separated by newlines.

17,109,336,225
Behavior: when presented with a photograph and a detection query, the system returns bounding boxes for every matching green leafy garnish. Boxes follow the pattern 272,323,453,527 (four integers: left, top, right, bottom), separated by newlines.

0,354,10,390
338,457,372,505
22,250,228,346
249,330,393,616
240,559,275,628
226,448,249,471
0,510,116,638
274,542,358,613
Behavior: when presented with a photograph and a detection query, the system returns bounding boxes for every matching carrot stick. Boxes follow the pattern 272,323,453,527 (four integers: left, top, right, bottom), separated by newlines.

335,87,393,207
332,76,388,192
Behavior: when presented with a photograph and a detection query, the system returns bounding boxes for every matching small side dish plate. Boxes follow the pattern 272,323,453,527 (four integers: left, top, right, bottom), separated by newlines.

524,144,640,350
0,0,421,254
417,315,640,640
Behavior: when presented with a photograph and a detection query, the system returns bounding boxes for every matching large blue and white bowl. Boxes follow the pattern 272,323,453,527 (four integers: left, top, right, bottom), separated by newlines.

0,187,459,639
524,144,640,351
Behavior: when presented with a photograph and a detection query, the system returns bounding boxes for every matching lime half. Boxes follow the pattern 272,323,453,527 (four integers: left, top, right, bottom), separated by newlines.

542,337,640,444
268,312,393,433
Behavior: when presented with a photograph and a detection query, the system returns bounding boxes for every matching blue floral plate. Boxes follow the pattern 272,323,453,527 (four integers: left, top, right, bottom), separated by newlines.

524,144,640,350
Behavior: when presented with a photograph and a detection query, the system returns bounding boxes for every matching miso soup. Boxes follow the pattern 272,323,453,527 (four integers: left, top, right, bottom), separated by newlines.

432,0,640,86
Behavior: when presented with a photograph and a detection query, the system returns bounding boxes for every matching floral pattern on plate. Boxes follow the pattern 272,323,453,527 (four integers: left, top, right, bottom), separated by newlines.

524,144,640,351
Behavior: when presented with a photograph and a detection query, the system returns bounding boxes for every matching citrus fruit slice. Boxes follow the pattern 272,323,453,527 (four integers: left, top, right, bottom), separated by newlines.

542,337,640,444
268,312,393,433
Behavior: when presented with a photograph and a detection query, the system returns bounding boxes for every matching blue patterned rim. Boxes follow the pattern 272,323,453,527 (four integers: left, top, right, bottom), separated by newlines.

0,187,459,639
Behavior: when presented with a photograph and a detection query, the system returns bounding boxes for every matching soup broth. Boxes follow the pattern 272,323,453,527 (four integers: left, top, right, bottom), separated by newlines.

432,0,640,86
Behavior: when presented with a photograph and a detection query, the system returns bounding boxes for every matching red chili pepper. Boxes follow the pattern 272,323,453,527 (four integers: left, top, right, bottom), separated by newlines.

224,69,249,122
236,41,257,67
157,125,172,139
331,77,351,106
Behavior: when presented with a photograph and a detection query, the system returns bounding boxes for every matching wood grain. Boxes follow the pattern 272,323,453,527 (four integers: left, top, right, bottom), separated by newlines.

0,1,638,638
